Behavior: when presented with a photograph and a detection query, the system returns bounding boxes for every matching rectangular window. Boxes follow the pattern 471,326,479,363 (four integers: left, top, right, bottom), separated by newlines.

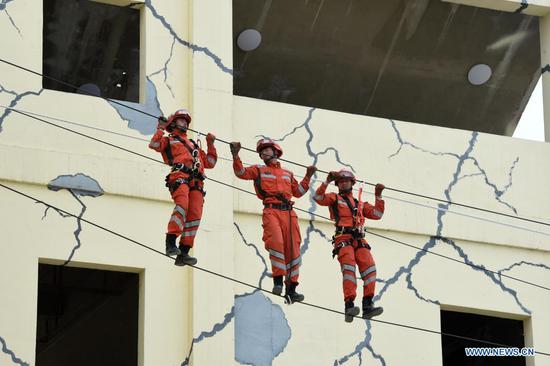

43,0,140,102
441,309,527,366
36,263,139,366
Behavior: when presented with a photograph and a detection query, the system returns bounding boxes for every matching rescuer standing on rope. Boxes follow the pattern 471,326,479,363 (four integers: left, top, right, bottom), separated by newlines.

314,169,385,321
230,138,316,303
149,109,217,266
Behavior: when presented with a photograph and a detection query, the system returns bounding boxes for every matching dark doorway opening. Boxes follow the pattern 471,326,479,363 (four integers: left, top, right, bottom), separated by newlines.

36,263,139,366
441,309,526,366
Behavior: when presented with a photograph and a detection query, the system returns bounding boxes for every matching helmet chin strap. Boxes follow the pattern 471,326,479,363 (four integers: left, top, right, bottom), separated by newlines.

338,183,353,194
172,124,187,133
262,153,277,164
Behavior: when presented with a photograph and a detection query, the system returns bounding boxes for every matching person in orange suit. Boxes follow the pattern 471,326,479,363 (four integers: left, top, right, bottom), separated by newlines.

230,138,316,303
149,108,217,266
314,169,385,321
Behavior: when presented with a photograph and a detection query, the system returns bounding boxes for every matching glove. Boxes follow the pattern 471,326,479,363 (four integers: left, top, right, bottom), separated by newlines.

326,171,339,183
206,132,216,144
375,183,385,197
230,142,241,157
305,165,317,178
157,116,169,130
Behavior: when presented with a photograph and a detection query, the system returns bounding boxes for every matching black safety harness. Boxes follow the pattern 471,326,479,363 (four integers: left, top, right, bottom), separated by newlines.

330,193,370,258
253,166,294,209
164,135,206,196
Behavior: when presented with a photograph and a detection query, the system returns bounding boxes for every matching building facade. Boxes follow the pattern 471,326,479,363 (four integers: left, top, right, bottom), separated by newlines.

0,0,549,365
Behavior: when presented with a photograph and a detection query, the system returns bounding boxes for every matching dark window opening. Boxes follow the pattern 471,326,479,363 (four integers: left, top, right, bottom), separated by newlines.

43,0,140,102
36,263,139,366
441,309,527,366
233,0,540,136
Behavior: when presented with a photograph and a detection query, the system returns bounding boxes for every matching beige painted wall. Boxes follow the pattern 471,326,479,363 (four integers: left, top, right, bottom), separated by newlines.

1,0,549,365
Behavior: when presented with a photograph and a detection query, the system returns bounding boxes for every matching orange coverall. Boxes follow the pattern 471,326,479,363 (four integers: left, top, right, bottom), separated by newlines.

233,157,310,284
314,182,384,301
149,128,217,247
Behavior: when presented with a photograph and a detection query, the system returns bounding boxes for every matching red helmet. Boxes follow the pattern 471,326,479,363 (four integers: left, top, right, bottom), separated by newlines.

167,108,192,131
335,169,356,185
256,138,283,158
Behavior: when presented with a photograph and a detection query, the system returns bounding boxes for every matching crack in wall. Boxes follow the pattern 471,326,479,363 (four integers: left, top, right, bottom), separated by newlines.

388,119,460,160
266,109,460,364
436,236,531,314
457,172,484,182
181,306,236,366
339,126,529,364
0,83,17,96
338,133,478,364
498,260,550,278
303,222,332,257
38,190,88,266
406,271,440,305
389,119,518,213
234,222,268,287
62,190,86,266
0,0,21,36
43,174,103,265
148,36,177,98
336,320,387,366
40,205,72,220
0,87,44,132
0,335,29,366
470,157,519,214
144,0,233,75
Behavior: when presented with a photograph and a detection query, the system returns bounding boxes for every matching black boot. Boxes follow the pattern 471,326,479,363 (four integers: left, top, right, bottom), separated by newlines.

284,282,304,304
362,296,383,319
345,300,360,323
165,234,181,256
175,245,197,266
272,275,283,296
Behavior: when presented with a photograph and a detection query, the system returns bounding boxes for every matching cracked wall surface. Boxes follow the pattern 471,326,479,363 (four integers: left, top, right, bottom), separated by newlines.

1,0,550,365
0,336,28,366
232,96,550,365
234,291,291,366
44,174,104,265
182,222,291,365
108,77,163,135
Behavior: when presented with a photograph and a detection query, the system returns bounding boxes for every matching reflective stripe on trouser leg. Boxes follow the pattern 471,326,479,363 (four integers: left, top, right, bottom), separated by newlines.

180,189,204,247
167,182,189,236
281,209,301,285
262,211,287,278
356,246,377,297
269,248,287,276
285,255,301,284
362,274,376,297
337,245,357,302
168,214,184,234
